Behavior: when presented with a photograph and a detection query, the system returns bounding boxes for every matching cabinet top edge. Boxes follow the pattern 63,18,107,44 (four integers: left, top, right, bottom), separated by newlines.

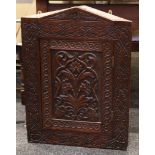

21,5,132,23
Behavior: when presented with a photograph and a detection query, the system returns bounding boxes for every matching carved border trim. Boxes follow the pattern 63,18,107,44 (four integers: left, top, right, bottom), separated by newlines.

40,39,104,130
49,39,102,51
44,119,101,133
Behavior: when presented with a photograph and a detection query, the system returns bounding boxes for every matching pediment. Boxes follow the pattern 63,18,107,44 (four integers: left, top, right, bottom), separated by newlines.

45,8,103,21
28,5,131,23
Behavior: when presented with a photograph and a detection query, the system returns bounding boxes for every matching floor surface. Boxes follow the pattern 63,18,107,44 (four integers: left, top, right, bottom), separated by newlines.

16,101,139,155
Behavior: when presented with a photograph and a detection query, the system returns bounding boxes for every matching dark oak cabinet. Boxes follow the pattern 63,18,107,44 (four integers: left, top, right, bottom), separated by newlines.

21,6,131,150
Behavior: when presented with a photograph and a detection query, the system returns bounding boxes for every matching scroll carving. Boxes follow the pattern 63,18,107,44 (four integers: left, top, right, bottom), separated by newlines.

53,51,100,122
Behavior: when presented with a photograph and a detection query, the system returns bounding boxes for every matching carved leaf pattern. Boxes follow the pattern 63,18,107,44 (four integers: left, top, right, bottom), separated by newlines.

53,51,99,122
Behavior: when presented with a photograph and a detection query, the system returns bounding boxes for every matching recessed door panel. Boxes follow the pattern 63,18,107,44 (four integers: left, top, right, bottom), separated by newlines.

40,38,113,134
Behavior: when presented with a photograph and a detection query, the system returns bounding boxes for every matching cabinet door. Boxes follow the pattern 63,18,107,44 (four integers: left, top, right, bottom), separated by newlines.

40,38,114,148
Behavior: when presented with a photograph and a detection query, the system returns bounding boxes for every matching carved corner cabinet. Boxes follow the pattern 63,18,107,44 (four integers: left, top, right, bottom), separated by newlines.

21,5,132,150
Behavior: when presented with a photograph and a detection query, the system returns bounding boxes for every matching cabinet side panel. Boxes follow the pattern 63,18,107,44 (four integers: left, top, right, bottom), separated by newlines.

106,22,132,150
21,18,42,142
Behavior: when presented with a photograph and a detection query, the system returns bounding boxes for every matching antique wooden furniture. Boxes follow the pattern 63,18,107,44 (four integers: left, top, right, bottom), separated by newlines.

21,5,131,150
36,0,138,52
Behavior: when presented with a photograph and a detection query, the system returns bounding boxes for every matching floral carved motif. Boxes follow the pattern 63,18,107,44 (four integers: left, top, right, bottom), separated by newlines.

52,51,100,122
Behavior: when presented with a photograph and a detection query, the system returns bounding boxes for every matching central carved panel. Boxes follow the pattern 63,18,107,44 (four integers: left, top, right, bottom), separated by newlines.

51,50,101,122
